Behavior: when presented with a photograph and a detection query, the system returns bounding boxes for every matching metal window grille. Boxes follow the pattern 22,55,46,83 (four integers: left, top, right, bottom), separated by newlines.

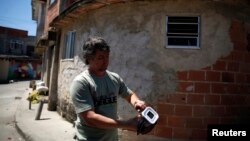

166,16,200,49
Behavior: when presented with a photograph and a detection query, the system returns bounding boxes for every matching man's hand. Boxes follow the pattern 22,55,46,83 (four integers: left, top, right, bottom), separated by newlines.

125,92,147,112
134,100,146,112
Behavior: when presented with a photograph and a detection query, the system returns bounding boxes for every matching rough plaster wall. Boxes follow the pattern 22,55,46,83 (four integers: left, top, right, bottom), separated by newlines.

0,60,9,81
57,0,250,124
57,44,87,120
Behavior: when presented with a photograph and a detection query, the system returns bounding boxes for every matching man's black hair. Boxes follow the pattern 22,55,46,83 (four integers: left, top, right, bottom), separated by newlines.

82,36,110,64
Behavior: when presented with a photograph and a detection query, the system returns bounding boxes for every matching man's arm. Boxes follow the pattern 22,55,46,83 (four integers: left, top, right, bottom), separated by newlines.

79,91,146,131
124,91,146,111
79,109,138,131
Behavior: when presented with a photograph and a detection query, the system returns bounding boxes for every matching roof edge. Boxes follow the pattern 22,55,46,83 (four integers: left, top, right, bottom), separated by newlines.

50,0,136,27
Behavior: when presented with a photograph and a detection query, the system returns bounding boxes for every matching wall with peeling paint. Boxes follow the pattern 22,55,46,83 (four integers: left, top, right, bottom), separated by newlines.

56,0,250,140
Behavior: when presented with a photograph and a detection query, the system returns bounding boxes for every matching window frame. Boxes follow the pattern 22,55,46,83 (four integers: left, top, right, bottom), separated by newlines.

62,31,75,59
165,16,200,49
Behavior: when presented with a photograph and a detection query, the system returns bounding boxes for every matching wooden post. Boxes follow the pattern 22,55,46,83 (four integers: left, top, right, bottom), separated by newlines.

35,100,44,120
35,97,48,120
48,35,60,111
29,99,32,110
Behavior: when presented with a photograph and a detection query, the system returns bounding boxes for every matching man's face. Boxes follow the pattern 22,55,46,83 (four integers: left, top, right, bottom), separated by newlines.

89,50,109,73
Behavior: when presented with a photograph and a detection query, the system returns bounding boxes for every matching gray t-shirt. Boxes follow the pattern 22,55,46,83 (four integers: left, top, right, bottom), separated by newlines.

70,70,132,141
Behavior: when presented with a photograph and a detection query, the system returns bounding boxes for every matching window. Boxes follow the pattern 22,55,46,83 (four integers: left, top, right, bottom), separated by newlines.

166,16,200,48
49,0,56,5
10,40,24,50
9,40,24,54
10,40,23,49
63,31,75,59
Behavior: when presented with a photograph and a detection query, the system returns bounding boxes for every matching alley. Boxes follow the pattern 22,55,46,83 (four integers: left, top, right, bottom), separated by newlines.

0,81,29,141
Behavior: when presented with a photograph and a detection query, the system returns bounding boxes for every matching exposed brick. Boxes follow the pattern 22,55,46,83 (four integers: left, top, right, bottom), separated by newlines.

245,53,250,63
157,103,174,115
168,116,186,127
149,128,156,136
239,84,250,94
240,63,250,73
177,82,194,92
157,114,167,126
203,117,220,125
205,95,220,105
230,20,246,43
247,33,250,52
206,71,221,82
237,117,250,124
210,106,226,117
175,105,192,116
221,95,246,105
220,117,239,124
245,96,250,104
167,94,186,104
227,62,240,72
221,72,235,83
225,106,242,116
239,106,250,116
231,51,245,62
188,70,205,81
0,26,28,37
187,94,204,105
233,41,247,51
226,84,240,94
235,73,246,83
172,127,191,139
194,82,210,93
186,117,204,128
247,74,250,83
211,83,227,94
177,71,188,80
191,129,207,140
212,60,226,71
155,126,172,138
107,0,124,3
225,105,250,120
193,106,211,117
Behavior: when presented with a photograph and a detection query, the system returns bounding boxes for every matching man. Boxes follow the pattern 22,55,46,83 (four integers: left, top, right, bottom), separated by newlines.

70,36,146,141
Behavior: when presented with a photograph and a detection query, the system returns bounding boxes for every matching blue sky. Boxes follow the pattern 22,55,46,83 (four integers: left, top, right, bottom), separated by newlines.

0,0,37,36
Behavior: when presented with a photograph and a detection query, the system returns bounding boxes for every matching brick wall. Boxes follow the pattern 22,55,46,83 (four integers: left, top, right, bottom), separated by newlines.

154,20,250,140
0,26,28,37
45,1,59,32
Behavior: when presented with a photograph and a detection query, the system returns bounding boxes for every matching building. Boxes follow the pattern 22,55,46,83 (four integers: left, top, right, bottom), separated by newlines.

32,0,250,140
0,26,42,82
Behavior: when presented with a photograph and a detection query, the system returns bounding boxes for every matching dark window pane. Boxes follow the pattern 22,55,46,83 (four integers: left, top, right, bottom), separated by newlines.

168,37,197,46
167,34,198,37
166,16,200,48
168,24,198,34
168,17,198,23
